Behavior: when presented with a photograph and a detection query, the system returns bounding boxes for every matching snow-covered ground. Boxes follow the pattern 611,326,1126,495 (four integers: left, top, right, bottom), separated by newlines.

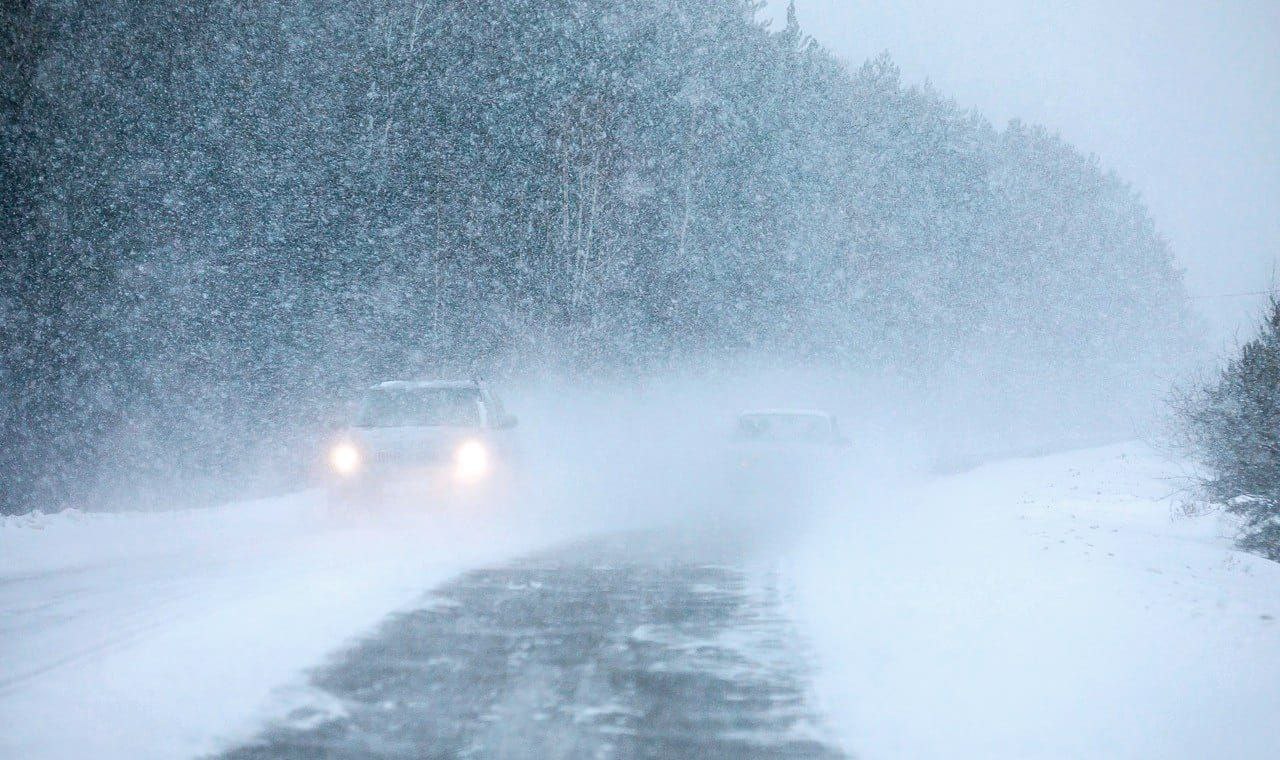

794,442,1280,759
3,442,1277,759
0,495,579,759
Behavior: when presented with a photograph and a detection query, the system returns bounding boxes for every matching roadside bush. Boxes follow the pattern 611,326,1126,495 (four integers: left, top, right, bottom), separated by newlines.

1176,299,1280,560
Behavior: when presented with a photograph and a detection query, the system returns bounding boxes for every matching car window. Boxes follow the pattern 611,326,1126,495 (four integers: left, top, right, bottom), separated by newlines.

736,414,832,442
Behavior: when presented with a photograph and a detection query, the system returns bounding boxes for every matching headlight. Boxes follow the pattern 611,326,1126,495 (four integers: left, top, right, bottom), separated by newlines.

454,439,490,483
328,442,361,476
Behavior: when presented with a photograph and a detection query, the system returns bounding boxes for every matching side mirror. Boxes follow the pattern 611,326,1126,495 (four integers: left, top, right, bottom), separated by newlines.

495,414,519,430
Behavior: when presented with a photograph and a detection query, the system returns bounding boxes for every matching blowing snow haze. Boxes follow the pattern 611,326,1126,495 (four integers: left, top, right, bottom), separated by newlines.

2,0,1196,514
6,3,1280,760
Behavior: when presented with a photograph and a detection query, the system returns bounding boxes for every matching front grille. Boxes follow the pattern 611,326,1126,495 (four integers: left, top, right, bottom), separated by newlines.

372,446,448,469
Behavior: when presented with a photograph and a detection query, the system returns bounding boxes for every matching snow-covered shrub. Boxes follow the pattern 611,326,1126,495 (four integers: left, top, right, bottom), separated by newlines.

1176,299,1280,560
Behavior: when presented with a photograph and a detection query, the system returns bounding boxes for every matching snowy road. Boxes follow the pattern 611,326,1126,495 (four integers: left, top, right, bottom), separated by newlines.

218,533,841,759
3,443,1280,759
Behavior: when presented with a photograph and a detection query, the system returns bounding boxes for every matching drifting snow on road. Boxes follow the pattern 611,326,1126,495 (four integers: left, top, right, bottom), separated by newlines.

219,534,840,759
0,498,592,759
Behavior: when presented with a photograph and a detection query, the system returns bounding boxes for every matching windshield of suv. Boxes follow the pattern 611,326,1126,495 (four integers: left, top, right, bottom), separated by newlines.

735,413,833,443
356,387,481,428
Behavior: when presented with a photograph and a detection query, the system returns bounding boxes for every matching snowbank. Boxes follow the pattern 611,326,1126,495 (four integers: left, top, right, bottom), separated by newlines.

794,443,1280,759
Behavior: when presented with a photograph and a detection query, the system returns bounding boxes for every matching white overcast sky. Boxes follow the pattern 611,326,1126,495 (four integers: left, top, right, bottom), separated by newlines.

760,0,1280,346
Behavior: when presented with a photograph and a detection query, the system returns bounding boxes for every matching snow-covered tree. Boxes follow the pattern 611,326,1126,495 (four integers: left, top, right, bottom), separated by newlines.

1177,299,1280,559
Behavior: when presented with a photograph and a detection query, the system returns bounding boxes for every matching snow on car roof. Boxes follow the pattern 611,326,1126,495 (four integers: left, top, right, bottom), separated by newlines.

737,408,832,419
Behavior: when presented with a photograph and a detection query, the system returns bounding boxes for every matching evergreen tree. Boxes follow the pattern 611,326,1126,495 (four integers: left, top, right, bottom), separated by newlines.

1177,299,1280,560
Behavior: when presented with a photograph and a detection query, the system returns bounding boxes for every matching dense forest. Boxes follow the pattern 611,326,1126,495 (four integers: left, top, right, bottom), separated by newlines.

2,0,1195,514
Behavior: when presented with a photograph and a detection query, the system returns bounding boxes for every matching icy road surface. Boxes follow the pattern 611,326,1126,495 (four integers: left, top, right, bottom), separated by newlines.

2,443,1279,759
218,534,840,759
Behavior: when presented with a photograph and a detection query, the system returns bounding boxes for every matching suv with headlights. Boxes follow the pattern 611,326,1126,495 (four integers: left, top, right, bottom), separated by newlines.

325,380,518,506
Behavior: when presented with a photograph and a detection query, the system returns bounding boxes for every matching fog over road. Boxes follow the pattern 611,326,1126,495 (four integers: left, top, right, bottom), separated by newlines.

218,531,842,760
